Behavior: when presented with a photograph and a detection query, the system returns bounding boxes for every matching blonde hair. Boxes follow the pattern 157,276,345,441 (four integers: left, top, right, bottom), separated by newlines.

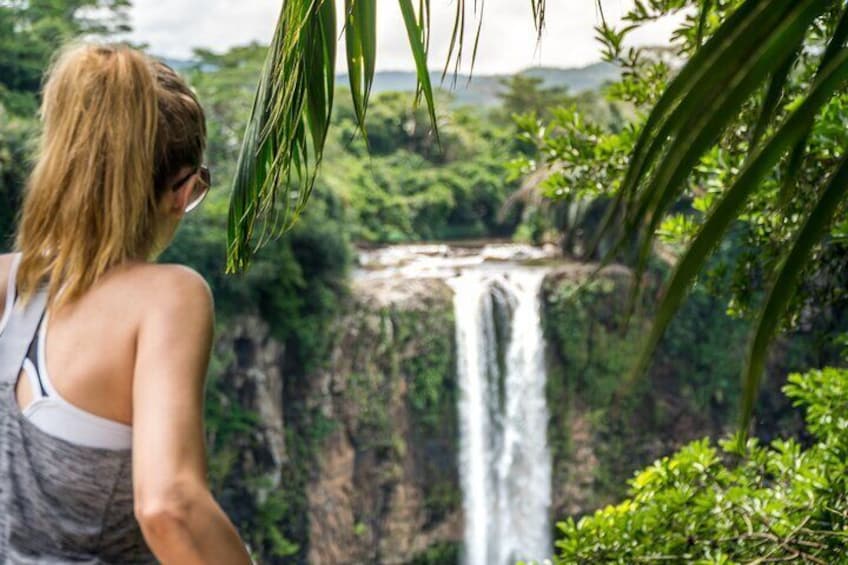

14,43,206,309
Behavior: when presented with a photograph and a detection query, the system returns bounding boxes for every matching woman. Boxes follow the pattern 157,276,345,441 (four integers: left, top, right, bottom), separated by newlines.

0,43,252,563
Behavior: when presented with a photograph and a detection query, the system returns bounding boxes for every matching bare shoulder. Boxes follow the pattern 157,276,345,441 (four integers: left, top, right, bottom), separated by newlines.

115,262,214,325
128,263,211,298
0,253,15,284
0,253,15,317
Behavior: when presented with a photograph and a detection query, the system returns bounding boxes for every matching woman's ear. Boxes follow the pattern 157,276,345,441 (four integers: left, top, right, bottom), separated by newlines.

172,176,195,214
158,187,184,217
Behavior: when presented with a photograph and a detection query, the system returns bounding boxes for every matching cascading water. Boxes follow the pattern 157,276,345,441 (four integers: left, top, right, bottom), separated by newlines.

450,269,552,565
355,243,556,564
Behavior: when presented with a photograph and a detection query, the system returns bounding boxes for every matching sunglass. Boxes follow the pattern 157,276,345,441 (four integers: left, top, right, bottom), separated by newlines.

172,165,211,213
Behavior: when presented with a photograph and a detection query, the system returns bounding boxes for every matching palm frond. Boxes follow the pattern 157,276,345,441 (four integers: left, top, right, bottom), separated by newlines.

620,46,848,396
532,0,547,40
587,0,774,262
604,0,848,431
602,0,814,322
227,1,555,269
226,0,441,271
227,1,336,273
627,1,820,289
344,0,377,141
739,157,848,435
696,0,712,46
749,44,801,149
778,5,848,207
398,0,440,143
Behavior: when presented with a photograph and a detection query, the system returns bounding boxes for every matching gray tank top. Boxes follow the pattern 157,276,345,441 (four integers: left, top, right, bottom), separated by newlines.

0,282,156,563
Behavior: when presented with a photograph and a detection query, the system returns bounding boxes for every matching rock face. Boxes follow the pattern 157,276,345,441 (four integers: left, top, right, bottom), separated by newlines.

306,277,462,564
208,315,288,536
540,263,820,521
213,277,462,565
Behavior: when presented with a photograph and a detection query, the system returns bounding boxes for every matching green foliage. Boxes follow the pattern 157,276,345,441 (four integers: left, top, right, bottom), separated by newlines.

324,89,523,243
0,0,128,246
555,365,848,564
247,477,301,559
544,276,644,408
408,541,461,565
542,269,771,512
398,306,456,430
225,1,551,267
204,346,261,487
494,74,575,123
0,109,35,248
0,0,131,115
225,0,337,273
525,0,848,427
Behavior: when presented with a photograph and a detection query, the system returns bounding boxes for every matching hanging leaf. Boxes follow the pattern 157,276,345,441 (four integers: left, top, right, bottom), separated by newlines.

615,46,848,402
344,0,376,141
739,153,848,435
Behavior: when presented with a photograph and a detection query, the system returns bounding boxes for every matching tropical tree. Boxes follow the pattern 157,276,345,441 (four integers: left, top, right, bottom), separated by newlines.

228,0,848,431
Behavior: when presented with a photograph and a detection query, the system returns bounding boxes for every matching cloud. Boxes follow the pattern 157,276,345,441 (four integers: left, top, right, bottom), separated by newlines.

126,0,682,74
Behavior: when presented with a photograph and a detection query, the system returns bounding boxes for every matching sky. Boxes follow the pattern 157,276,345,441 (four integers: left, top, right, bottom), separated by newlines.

124,1,683,75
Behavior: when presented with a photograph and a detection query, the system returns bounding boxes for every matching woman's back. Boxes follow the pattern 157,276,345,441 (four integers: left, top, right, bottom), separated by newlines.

0,253,140,428
0,254,156,563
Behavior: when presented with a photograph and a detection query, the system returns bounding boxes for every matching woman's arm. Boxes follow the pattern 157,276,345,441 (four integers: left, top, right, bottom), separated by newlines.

131,265,251,565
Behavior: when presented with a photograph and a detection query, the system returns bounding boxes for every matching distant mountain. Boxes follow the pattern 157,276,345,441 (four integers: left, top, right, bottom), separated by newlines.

336,62,620,107
163,52,620,108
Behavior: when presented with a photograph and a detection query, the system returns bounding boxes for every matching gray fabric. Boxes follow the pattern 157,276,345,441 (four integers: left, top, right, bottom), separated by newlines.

0,281,156,564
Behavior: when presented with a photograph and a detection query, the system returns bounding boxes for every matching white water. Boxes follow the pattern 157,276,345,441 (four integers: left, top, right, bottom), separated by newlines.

356,244,555,564
449,269,552,565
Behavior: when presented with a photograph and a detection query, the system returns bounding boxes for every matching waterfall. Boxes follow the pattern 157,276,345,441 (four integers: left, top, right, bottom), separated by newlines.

450,269,552,565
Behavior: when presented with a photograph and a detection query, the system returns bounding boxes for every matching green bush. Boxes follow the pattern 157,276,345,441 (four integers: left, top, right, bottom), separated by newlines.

555,366,848,564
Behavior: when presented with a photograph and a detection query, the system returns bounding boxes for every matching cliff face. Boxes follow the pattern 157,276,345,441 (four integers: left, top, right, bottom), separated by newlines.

206,315,289,546
540,264,816,521
305,277,461,564
212,277,462,564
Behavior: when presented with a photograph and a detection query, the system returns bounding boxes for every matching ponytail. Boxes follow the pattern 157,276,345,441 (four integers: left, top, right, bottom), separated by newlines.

14,43,205,309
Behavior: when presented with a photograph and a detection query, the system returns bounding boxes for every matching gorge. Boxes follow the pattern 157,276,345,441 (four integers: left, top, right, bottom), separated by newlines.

214,243,814,564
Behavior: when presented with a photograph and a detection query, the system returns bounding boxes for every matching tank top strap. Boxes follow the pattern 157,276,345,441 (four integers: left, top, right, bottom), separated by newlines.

0,284,48,388
0,253,21,334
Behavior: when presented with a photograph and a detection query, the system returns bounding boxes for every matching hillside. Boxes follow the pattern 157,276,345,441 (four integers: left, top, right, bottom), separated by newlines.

335,62,619,107
162,54,618,107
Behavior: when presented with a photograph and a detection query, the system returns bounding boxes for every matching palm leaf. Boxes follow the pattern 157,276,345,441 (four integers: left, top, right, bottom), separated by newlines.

629,1,809,238
618,0,814,321
628,1,821,277
344,0,376,141
749,44,801,149
778,5,848,207
587,0,779,261
696,0,712,46
617,46,848,398
227,1,558,269
398,0,440,143
227,0,459,271
532,0,547,39
739,153,848,434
